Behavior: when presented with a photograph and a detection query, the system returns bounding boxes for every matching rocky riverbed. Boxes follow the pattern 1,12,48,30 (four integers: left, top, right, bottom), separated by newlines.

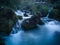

3,10,60,45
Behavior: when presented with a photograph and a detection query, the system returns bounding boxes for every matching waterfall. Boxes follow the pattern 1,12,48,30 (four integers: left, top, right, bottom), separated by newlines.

3,3,60,45
10,5,54,34
46,7,53,18
4,21,60,45
5,10,60,45
41,5,54,23
10,10,32,34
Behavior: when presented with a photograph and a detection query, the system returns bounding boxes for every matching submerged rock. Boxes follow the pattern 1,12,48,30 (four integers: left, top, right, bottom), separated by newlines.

0,7,17,36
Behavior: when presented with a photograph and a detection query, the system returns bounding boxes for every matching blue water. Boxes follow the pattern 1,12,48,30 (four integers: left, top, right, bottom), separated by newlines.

4,20,60,45
4,10,60,45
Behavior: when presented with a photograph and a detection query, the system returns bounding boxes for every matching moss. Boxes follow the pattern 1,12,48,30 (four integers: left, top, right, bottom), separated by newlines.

48,9,60,21
0,7,17,36
16,15,23,20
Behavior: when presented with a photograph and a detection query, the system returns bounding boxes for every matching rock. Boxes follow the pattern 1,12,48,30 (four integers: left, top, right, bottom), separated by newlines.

0,7,17,36
48,1,60,21
31,15,44,25
21,18,37,30
24,13,28,17
54,4,60,9
0,37,5,45
40,9,48,17
21,15,44,30
36,12,41,18
38,20,44,25
48,9,60,21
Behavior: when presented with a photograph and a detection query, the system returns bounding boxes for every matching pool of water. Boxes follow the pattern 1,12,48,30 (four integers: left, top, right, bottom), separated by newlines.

4,20,60,45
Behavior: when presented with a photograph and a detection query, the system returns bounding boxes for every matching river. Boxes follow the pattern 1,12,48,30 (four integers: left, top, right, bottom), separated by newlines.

4,10,60,45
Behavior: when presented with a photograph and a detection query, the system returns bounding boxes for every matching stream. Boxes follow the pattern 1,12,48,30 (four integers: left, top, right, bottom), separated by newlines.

4,9,60,45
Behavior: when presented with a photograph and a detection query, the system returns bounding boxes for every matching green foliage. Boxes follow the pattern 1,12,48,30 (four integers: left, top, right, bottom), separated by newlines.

46,0,60,4
50,9,60,16
0,0,21,10
0,7,17,35
17,15,23,20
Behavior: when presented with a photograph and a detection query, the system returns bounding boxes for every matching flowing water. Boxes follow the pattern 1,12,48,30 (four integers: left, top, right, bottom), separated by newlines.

4,21,60,45
3,10,60,45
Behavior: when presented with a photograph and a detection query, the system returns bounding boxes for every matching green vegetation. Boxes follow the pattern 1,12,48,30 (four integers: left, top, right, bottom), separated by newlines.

0,0,60,32
0,7,17,36
16,15,23,20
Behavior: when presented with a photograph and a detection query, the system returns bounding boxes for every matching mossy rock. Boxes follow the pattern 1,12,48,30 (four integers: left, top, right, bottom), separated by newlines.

17,15,23,20
21,18,37,30
0,7,17,36
21,15,44,30
48,9,60,21
40,4,48,17
53,4,60,10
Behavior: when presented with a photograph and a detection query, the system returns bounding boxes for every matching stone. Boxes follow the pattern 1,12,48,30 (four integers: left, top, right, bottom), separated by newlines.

31,15,44,24
21,15,44,30
54,4,60,9
21,18,37,30
24,13,28,17
0,7,17,36
48,9,60,21
0,37,5,45
40,9,48,17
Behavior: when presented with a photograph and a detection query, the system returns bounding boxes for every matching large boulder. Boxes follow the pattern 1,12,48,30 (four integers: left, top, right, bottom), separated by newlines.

0,7,17,36
21,15,44,30
21,19,37,30
31,15,44,25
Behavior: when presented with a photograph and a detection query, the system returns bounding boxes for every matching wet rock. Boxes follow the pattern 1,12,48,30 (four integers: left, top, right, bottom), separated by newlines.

21,18,37,30
31,15,44,25
21,15,44,30
48,9,60,21
24,13,28,17
0,7,17,36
